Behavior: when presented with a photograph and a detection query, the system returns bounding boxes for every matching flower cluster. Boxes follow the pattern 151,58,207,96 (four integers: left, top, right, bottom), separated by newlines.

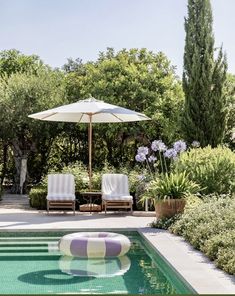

135,139,200,179
135,140,200,205
135,139,193,163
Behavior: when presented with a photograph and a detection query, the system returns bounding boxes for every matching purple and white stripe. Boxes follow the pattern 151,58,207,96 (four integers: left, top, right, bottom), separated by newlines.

59,232,131,258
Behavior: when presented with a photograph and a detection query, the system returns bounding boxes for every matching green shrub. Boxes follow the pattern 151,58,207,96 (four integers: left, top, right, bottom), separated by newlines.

151,214,181,230
29,186,47,209
170,195,235,275
41,162,92,192
174,146,235,194
216,247,235,275
202,230,235,261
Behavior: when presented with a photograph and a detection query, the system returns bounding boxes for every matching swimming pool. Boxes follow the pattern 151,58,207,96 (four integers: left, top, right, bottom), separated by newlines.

0,231,195,294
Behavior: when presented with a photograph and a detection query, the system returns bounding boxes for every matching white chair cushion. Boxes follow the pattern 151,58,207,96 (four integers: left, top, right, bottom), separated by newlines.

47,193,75,201
102,195,133,201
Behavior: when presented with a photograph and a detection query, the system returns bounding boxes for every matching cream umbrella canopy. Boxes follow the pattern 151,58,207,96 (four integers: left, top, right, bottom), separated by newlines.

28,97,150,190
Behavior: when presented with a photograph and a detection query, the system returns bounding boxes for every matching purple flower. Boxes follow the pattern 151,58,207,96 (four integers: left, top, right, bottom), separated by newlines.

148,155,157,162
137,146,149,155
135,153,146,162
173,140,187,153
191,141,200,148
151,140,167,152
164,148,178,159
138,175,146,181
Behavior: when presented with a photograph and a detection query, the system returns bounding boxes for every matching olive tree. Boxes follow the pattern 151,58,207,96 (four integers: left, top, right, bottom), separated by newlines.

0,69,66,192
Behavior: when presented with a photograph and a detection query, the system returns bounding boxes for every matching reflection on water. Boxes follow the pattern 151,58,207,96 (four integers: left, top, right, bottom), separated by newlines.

0,231,194,294
59,255,131,278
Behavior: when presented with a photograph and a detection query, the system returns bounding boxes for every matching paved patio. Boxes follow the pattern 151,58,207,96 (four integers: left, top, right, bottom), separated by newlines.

0,194,235,294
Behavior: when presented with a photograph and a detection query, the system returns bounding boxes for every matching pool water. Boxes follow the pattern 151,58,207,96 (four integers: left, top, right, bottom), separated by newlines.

0,231,194,294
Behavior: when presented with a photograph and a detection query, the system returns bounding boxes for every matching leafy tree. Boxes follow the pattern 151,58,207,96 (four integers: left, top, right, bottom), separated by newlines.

0,69,66,192
0,49,45,187
223,74,235,145
182,0,227,147
0,49,42,77
62,48,184,168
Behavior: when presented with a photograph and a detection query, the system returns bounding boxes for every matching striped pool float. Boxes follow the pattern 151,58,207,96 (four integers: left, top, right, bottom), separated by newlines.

59,232,131,258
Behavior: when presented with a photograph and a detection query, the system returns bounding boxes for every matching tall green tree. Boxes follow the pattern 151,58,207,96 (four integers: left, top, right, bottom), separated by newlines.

182,0,227,147
0,49,42,77
62,48,184,168
0,49,45,187
223,74,235,145
0,70,66,192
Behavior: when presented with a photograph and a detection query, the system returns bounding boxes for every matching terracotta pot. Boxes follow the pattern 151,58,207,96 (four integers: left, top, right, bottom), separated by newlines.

155,199,186,219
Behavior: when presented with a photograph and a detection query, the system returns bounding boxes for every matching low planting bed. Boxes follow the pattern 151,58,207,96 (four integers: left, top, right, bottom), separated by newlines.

152,195,235,275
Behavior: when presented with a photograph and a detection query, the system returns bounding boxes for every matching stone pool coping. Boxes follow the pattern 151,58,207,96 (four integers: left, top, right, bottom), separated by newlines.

0,208,234,294
139,228,235,295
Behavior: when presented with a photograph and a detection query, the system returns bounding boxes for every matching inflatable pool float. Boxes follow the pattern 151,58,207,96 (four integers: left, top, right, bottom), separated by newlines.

59,255,131,278
59,232,131,258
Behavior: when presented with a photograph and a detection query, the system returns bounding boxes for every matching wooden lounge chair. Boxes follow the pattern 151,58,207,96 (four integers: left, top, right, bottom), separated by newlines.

47,174,76,215
102,174,133,214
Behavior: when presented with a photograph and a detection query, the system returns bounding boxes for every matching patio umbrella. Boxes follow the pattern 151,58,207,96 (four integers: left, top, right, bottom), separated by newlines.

28,97,150,190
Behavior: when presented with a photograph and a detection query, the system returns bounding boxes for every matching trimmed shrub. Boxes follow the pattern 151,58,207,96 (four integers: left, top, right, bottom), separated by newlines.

202,230,235,260
216,248,235,275
174,146,235,194
150,214,181,230
29,186,47,209
170,195,235,275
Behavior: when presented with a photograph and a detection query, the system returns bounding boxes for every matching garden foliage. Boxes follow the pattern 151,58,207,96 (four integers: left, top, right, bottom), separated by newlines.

170,195,235,275
174,146,235,194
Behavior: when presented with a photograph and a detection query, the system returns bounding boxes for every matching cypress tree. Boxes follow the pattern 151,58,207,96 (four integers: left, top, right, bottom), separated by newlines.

182,0,227,147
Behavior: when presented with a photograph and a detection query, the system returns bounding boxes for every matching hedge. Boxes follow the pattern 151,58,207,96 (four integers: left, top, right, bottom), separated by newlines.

169,195,235,275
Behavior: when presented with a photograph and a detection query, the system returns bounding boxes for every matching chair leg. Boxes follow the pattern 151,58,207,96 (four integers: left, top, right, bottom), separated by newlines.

105,202,107,214
47,200,49,214
73,201,75,215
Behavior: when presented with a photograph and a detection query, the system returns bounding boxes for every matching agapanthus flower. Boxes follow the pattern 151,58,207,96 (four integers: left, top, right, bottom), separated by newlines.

135,153,146,162
148,155,157,162
173,140,187,153
137,146,149,155
164,148,178,159
137,175,146,181
191,141,200,148
151,140,167,152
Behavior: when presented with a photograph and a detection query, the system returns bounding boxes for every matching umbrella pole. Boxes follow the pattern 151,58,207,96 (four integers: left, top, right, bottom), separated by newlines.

88,115,92,191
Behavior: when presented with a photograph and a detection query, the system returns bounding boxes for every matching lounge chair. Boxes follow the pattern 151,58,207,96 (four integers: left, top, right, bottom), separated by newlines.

102,174,133,214
47,174,76,215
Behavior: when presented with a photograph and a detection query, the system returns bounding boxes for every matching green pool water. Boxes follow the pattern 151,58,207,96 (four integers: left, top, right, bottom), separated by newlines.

0,231,195,294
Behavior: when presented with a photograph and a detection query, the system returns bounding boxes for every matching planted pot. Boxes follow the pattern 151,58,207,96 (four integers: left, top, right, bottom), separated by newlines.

155,199,186,219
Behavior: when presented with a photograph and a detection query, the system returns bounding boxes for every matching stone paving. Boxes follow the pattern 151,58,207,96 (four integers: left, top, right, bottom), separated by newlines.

0,193,235,294
0,193,30,209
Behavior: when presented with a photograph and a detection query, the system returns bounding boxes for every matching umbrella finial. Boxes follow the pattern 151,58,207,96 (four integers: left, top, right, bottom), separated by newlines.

82,96,103,103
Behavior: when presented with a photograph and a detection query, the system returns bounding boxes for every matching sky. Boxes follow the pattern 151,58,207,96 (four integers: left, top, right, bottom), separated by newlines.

0,0,235,76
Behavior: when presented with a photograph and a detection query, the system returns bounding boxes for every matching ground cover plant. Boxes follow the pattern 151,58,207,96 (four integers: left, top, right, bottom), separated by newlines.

168,195,235,275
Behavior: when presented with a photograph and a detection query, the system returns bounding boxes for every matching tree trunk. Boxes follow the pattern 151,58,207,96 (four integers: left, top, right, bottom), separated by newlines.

10,140,28,194
0,143,8,185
